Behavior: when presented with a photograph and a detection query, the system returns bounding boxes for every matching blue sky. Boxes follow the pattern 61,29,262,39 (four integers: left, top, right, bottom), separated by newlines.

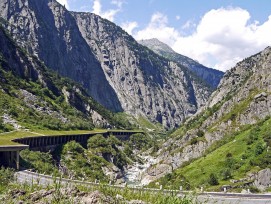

57,0,271,71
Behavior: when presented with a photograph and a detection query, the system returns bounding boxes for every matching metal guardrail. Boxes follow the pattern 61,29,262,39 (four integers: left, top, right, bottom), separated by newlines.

15,170,271,199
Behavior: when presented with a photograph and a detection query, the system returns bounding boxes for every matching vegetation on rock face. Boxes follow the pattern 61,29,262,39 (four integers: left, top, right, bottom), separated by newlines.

0,117,13,133
128,133,153,151
0,167,14,193
60,141,109,182
208,173,219,186
20,149,59,176
151,117,271,191
0,174,197,204
149,47,271,192
0,23,134,132
18,133,152,183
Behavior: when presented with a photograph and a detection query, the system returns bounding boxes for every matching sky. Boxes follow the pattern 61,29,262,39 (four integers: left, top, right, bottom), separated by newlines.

56,0,271,71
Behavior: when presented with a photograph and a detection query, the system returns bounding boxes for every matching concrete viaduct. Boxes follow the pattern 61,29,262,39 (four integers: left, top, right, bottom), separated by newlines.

0,130,143,170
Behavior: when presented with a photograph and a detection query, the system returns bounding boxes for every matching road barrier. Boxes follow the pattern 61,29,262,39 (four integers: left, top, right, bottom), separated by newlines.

15,170,271,200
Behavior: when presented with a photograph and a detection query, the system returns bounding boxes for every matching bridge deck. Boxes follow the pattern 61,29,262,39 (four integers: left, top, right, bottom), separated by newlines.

0,130,144,169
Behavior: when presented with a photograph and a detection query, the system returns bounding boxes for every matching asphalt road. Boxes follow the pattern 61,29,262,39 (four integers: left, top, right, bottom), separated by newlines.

15,170,271,204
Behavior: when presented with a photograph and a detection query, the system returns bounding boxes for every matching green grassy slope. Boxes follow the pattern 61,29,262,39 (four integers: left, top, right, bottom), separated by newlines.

151,114,271,192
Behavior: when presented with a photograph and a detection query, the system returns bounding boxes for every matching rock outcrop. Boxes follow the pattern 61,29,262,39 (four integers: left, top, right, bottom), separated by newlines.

71,12,212,128
0,23,123,130
144,47,271,183
0,0,213,128
252,168,271,191
139,38,224,88
0,0,122,112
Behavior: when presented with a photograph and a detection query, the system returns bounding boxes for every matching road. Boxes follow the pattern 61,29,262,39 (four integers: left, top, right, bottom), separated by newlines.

198,194,271,204
15,170,271,204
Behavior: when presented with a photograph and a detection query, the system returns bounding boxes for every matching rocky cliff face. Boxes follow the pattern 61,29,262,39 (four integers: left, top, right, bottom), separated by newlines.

139,38,224,89
143,47,271,183
0,0,213,128
0,23,128,130
0,0,122,112
71,12,212,128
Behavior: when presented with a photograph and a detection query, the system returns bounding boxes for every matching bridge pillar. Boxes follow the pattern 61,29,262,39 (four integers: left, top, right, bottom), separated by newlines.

16,151,19,170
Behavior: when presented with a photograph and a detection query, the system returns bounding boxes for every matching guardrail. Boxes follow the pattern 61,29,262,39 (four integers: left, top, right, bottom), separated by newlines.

15,170,271,199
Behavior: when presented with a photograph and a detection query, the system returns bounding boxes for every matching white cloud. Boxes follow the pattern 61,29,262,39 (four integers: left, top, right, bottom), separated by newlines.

134,12,180,46
134,8,271,71
56,0,69,9
121,21,138,35
181,20,194,30
111,0,124,8
92,0,123,22
92,0,102,14
176,15,180,20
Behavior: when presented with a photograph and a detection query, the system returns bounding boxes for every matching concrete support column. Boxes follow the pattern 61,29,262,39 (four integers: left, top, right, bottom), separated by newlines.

38,138,41,147
33,138,36,148
16,151,19,170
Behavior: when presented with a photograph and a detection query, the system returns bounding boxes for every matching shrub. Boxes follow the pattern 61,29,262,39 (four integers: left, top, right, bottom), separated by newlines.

61,141,109,182
189,137,198,145
255,143,265,156
208,173,219,186
129,133,152,150
196,130,204,137
87,134,114,155
20,149,57,175
63,141,85,154
0,167,14,185
226,152,233,158
221,168,232,180
225,157,236,169
249,186,260,193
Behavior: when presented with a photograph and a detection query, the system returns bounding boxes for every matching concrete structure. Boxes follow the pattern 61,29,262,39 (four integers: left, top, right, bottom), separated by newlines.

0,130,143,169
0,145,28,169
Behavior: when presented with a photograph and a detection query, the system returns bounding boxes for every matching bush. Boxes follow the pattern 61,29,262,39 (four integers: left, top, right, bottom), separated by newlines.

20,149,58,175
196,130,205,137
87,134,114,155
129,133,152,150
62,141,85,154
0,167,14,193
61,141,109,182
255,143,265,156
189,137,198,145
0,167,14,185
87,135,129,169
221,168,232,180
0,117,14,133
249,186,260,193
225,157,236,169
226,152,232,158
208,173,219,186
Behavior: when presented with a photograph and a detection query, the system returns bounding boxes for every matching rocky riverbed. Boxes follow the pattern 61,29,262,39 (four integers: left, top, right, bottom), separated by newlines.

124,154,158,186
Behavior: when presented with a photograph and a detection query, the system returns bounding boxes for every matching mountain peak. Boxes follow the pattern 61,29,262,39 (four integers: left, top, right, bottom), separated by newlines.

139,38,224,88
139,38,175,54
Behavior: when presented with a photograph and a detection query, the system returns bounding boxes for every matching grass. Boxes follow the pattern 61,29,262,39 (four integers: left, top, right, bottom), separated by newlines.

0,131,38,145
151,117,271,192
1,179,198,204
137,115,163,132
175,130,250,188
0,129,142,146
